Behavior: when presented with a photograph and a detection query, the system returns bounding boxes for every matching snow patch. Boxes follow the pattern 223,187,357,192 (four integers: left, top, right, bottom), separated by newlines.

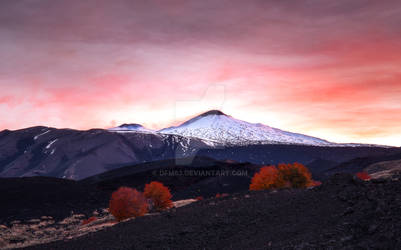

46,139,58,149
34,130,50,140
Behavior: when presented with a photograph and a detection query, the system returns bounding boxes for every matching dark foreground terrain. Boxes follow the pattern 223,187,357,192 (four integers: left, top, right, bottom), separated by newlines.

0,177,109,225
23,173,401,250
0,157,258,225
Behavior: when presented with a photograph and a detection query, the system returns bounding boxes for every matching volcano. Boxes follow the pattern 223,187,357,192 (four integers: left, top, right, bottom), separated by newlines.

159,110,333,146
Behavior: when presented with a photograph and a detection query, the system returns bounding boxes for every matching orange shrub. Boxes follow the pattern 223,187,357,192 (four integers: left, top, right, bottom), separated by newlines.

249,166,284,191
356,172,371,181
250,163,316,190
144,181,173,211
308,180,322,187
277,163,313,188
81,216,97,225
109,187,148,221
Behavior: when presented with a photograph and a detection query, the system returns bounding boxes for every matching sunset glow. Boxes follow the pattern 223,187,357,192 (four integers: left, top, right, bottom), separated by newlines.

0,0,400,146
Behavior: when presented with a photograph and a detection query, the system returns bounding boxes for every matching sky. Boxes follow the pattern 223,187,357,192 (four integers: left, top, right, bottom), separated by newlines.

0,0,400,146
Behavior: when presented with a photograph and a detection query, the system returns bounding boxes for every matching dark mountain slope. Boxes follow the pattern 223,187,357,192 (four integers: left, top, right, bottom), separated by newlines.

1,124,399,181
80,156,221,184
0,157,257,225
198,144,401,167
25,174,401,250
0,127,210,180
81,147,401,200
325,152,401,175
0,154,343,226
2,151,400,226
304,158,338,180
81,156,260,200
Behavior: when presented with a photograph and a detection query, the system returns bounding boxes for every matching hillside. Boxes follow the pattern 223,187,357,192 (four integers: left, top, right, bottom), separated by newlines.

325,152,401,175
1,110,399,181
0,127,210,180
0,177,109,225
23,173,401,250
81,156,260,201
3,152,401,227
198,144,401,170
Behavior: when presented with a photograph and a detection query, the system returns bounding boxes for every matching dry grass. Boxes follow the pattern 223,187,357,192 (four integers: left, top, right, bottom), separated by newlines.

365,160,401,180
0,199,197,249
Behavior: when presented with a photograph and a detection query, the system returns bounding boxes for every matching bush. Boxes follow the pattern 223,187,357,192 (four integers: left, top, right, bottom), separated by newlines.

195,196,204,201
144,181,173,211
277,163,313,188
309,180,322,187
249,163,315,190
249,166,283,191
81,216,97,225
109,187,148,221
356,172,371,181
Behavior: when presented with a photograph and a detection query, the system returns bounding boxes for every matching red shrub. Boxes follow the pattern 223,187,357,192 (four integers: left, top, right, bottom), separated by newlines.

81,216,97,225
109,187,148,222
195,196,204,201
144,181,173,211
308,180,322,187
249,163,315,191
215,193,221,198
249,166,283,191
356,172,371,181
277,163,313,188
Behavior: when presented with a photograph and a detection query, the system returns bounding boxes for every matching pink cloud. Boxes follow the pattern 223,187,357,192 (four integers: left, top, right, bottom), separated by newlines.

0,0,401,146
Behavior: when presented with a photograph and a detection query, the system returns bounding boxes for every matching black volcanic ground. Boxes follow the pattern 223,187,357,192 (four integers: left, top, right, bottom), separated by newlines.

0,177,109,225
23,173,401,250
2,153,401,226
1,153,401,249
0,157,259,225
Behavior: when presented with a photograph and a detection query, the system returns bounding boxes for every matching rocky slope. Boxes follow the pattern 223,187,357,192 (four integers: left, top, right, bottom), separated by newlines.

198,144,401,171
3,154,400,227
325,152,401,176
0,157,257,226
21,173,401,250
366,159,401,179
0,176,109,225
0,127,210,180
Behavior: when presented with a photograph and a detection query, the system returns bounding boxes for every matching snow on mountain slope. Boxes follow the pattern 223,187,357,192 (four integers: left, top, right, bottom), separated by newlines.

0,126,212,180
108,123,155,133
159,110,334,146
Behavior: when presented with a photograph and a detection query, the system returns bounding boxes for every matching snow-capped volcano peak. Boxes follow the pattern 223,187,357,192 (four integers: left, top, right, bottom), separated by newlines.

198,110,227,116
159,110,333,146
177,110,229,127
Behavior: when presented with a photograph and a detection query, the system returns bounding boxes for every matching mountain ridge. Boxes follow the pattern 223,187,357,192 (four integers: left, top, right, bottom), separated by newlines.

109,110,389,147
0,110,398,180
158,110,333,146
